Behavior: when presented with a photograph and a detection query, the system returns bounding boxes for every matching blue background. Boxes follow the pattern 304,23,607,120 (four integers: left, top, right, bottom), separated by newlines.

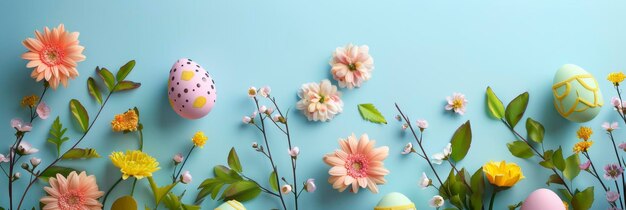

1,0,626,209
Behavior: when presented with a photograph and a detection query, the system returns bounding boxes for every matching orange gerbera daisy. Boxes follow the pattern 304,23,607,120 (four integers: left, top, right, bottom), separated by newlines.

323,133,389,193
22,24,85,89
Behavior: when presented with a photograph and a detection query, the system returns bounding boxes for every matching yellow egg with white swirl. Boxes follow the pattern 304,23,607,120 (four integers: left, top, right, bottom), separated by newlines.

552,64,603,122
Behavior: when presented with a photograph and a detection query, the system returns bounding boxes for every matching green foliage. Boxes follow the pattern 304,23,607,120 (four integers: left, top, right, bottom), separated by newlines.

61,148,101,159
546,174,565,186
69,99,89,132
539,150,555,169
525,118,544,143
269,171,278,192
507,141,534,159
47,116,69,157
39,166,76,182
450,121,472,162
163,192,201,210
504,92,529,128
357,103,387,124
563,154,581,181
195,164,261,205
470,167,485,209
553,147,566,171
508,201,522,210
571,187,594,210
97,67,116,91
227,147,242,173
87,77,102,104
113,81,141,92
111,195,138,210
116,60,136,82
486,86,505,119
147,176,177,207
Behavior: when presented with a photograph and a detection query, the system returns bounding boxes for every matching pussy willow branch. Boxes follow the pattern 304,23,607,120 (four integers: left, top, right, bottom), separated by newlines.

253,96,287,210
500,119,573,195
268,96,299,209
395,103,444,186
17,83,119,210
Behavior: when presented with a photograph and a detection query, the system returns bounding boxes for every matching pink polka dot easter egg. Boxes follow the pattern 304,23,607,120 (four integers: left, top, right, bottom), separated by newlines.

167,58,217,119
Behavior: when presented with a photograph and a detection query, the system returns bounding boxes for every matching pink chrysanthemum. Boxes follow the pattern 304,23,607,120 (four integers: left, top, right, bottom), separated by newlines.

40,171,104,210
323,133,389,193
22,24,86,89
330,44,374,89
296,79,343,122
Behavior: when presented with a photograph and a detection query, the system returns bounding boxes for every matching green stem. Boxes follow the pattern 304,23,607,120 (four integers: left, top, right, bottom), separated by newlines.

102,177,123,207
138,128,144,151
131,178,138,196
489,189,499,210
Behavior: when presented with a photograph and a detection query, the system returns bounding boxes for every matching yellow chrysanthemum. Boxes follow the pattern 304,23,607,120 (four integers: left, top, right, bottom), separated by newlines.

576,126,592,141
608,72,626,85
109,150,160,180
111,109,139,132
482,161,525,187
573,141,593,154
192,131,208,148
20,95,38,108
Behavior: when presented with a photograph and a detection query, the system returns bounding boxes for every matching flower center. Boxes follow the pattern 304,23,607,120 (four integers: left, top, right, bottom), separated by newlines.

452,98,464,109
59,191,84,209
348,62,361,71
346,154,369,178
319,95,326,103
40,46,64,66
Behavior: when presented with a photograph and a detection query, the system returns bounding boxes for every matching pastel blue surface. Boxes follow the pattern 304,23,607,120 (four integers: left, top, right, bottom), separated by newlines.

1,1,626,209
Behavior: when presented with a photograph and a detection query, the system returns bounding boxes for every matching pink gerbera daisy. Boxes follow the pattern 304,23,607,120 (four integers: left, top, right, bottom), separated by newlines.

22,24,86,89
40,171,104,210
323,133,389,193
330,44,374,89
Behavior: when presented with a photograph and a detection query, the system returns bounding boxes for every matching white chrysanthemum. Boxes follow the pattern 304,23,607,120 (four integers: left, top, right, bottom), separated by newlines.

296,80,343,122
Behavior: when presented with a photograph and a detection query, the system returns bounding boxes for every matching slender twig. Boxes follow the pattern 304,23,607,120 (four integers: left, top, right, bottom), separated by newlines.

608,131,626,208
395,103,444,186
253,97,287,210
173,146,195,183
17,84,117,210
500,119,573,195
102,177,123,207
269,96,299,210
447,160,473,193
583,152,610,192
239,173,280,197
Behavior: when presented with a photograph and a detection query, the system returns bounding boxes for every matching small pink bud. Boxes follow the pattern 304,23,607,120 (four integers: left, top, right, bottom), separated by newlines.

180,171,192,184
305,178,316,192
280,184,292,194
288,147,300,158
173,153,183,164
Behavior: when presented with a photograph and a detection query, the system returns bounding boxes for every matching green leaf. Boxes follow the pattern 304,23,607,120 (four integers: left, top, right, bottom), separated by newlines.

450,121,472,162
61,148,101,159
357,103,387,124
506,141,534,159
505,92,529,128
546,174,565,186
269,171,278,192
69,99,89,133
558,188,573,202
39,166,76,182
163,192,183,210
553,147,566,171
221,180,261,202
47,116,69,157
486,87,505,119
571,187,594,210
116,60,136,82
526,118,545,143
97,67,116,91
111,195,138,210
563,154,581,181
449,194,464,209
113,80,141,92
148,176,177,206
227,148,243,173
87,77,102,104
470,167,485,210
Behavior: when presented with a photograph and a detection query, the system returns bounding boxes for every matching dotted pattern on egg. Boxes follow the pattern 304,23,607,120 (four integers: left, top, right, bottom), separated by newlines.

167,58,217,119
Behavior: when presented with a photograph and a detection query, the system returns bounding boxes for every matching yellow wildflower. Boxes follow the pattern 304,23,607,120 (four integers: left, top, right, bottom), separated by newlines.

192,131,208,148
483,161,524,187
576,126,592,141
110,150,160,180
573,141,593,154
20,95,38,107
608,72,626,85
111,109,139,132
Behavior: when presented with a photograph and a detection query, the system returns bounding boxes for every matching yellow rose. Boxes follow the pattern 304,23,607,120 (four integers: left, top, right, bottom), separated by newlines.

483,161,525,187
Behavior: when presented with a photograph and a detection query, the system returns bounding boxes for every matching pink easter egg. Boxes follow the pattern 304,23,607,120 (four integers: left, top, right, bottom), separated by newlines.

167,58,217,119
520,188,565,210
